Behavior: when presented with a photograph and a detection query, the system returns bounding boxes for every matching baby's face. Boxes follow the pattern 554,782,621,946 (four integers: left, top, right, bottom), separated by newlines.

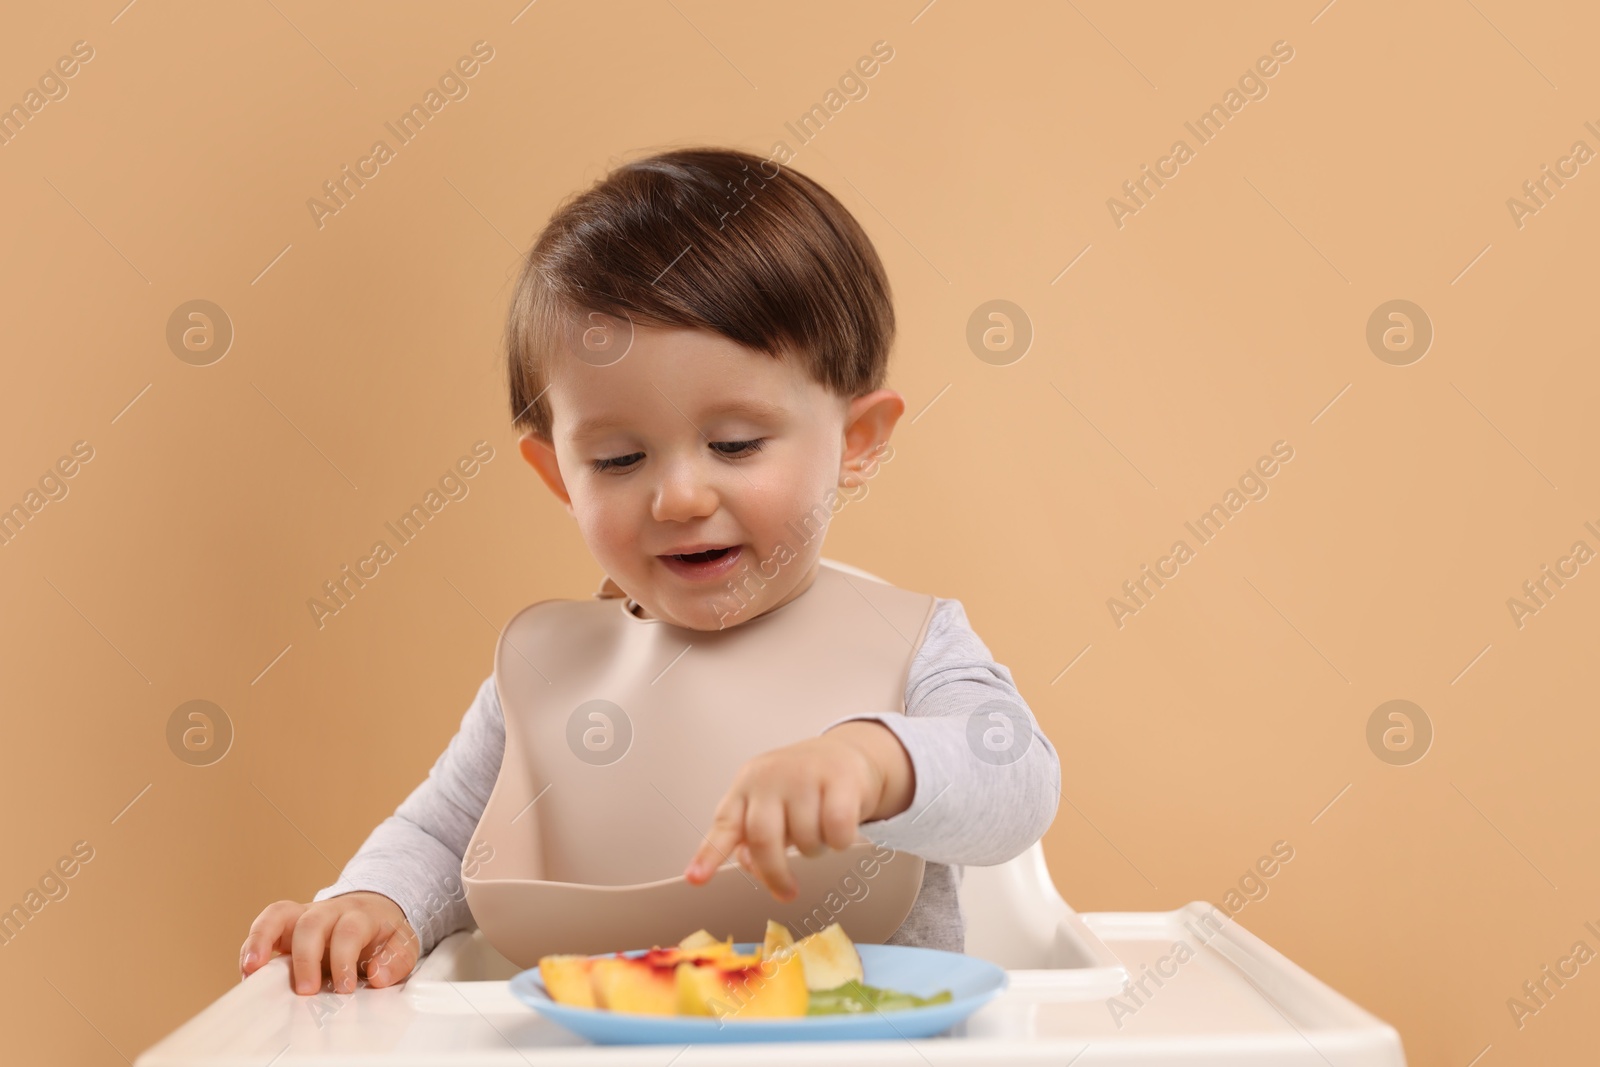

523,322,889,630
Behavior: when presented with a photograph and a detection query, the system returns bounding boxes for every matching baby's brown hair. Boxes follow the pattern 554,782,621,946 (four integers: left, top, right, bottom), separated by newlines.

504,146,895,440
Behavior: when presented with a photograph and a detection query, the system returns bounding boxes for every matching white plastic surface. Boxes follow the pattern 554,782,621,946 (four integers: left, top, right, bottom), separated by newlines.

133,903,1406,1065
135,841,1407,1065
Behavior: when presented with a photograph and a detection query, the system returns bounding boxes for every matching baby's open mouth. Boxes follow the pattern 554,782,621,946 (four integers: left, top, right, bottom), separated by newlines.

657,545,743,581
669,547,733,562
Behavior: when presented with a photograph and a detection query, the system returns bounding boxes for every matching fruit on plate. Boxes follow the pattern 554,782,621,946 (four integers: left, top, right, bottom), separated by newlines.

678,928,726,953
676,924,806,1017
591,949,681,1014
535,919,947,1018
807,981,954,1015
676,947,808,1019
792,922,864,991
543,939,739,1015
538,955,599,1008
761,919,795,959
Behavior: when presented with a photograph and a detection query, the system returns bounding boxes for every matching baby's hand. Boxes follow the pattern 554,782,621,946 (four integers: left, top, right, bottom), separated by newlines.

683,720,913,900
239,891,417,995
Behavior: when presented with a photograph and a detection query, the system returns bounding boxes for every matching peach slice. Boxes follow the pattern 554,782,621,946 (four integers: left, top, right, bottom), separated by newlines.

675,949,808,1019
591,948,682,1015
677,931,738,961
578,943,744,1015
538,954,598,1008
536,923,825,1017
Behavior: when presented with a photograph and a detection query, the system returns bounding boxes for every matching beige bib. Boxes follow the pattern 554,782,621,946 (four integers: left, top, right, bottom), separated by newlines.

461,560,938,967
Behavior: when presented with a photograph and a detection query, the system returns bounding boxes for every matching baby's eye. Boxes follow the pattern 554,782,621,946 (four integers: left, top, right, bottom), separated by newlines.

591,452,644,473
590,440,764,475
711,439,765,459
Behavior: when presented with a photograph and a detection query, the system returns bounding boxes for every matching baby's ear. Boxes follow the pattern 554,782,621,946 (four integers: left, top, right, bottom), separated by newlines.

518,431,573,510
839,389,904,484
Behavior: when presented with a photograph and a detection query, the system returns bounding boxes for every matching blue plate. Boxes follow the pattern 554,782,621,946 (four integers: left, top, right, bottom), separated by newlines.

509,942,1007,1044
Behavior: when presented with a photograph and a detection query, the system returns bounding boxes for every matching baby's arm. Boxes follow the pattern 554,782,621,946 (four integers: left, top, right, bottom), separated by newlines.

311,675,503,951
684,597,1060,897
827,597,1062,866
241,674,505,992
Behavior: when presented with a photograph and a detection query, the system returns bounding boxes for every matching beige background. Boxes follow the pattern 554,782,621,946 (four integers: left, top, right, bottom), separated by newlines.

1,1,1595,1064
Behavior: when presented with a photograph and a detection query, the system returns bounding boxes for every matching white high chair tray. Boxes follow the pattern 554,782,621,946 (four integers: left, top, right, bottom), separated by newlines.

135,902,1404,1066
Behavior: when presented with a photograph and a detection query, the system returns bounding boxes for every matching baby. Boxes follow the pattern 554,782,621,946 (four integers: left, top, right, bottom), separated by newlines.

239,146,1061,996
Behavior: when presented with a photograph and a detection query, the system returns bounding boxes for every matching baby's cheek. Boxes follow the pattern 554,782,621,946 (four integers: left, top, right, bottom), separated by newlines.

565,497,616,550
588,499,643,563
766,455,836,514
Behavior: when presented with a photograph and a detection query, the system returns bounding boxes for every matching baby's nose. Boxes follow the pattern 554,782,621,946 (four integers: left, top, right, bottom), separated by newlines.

650,464,720,522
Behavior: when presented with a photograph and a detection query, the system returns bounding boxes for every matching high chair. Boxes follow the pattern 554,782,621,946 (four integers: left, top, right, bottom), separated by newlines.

136,561,1408,1064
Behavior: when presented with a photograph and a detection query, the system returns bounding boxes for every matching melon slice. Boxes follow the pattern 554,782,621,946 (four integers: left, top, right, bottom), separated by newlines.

761,919,795,960
793,923,863,991
678,928,722,952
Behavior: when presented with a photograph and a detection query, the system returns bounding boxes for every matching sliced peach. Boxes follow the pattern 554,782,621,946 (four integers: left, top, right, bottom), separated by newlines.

676,949,808,1019
539,926,808,1018
678,936,738,963
591,952,680,1015
538,954,597,1008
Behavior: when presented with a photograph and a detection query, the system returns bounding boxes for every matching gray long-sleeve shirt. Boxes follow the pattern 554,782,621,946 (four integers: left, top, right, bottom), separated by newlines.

313,597,1060,959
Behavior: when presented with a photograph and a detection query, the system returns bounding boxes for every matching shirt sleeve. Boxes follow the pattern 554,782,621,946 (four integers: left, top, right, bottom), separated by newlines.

821,596,1061,867
311,673,505,959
